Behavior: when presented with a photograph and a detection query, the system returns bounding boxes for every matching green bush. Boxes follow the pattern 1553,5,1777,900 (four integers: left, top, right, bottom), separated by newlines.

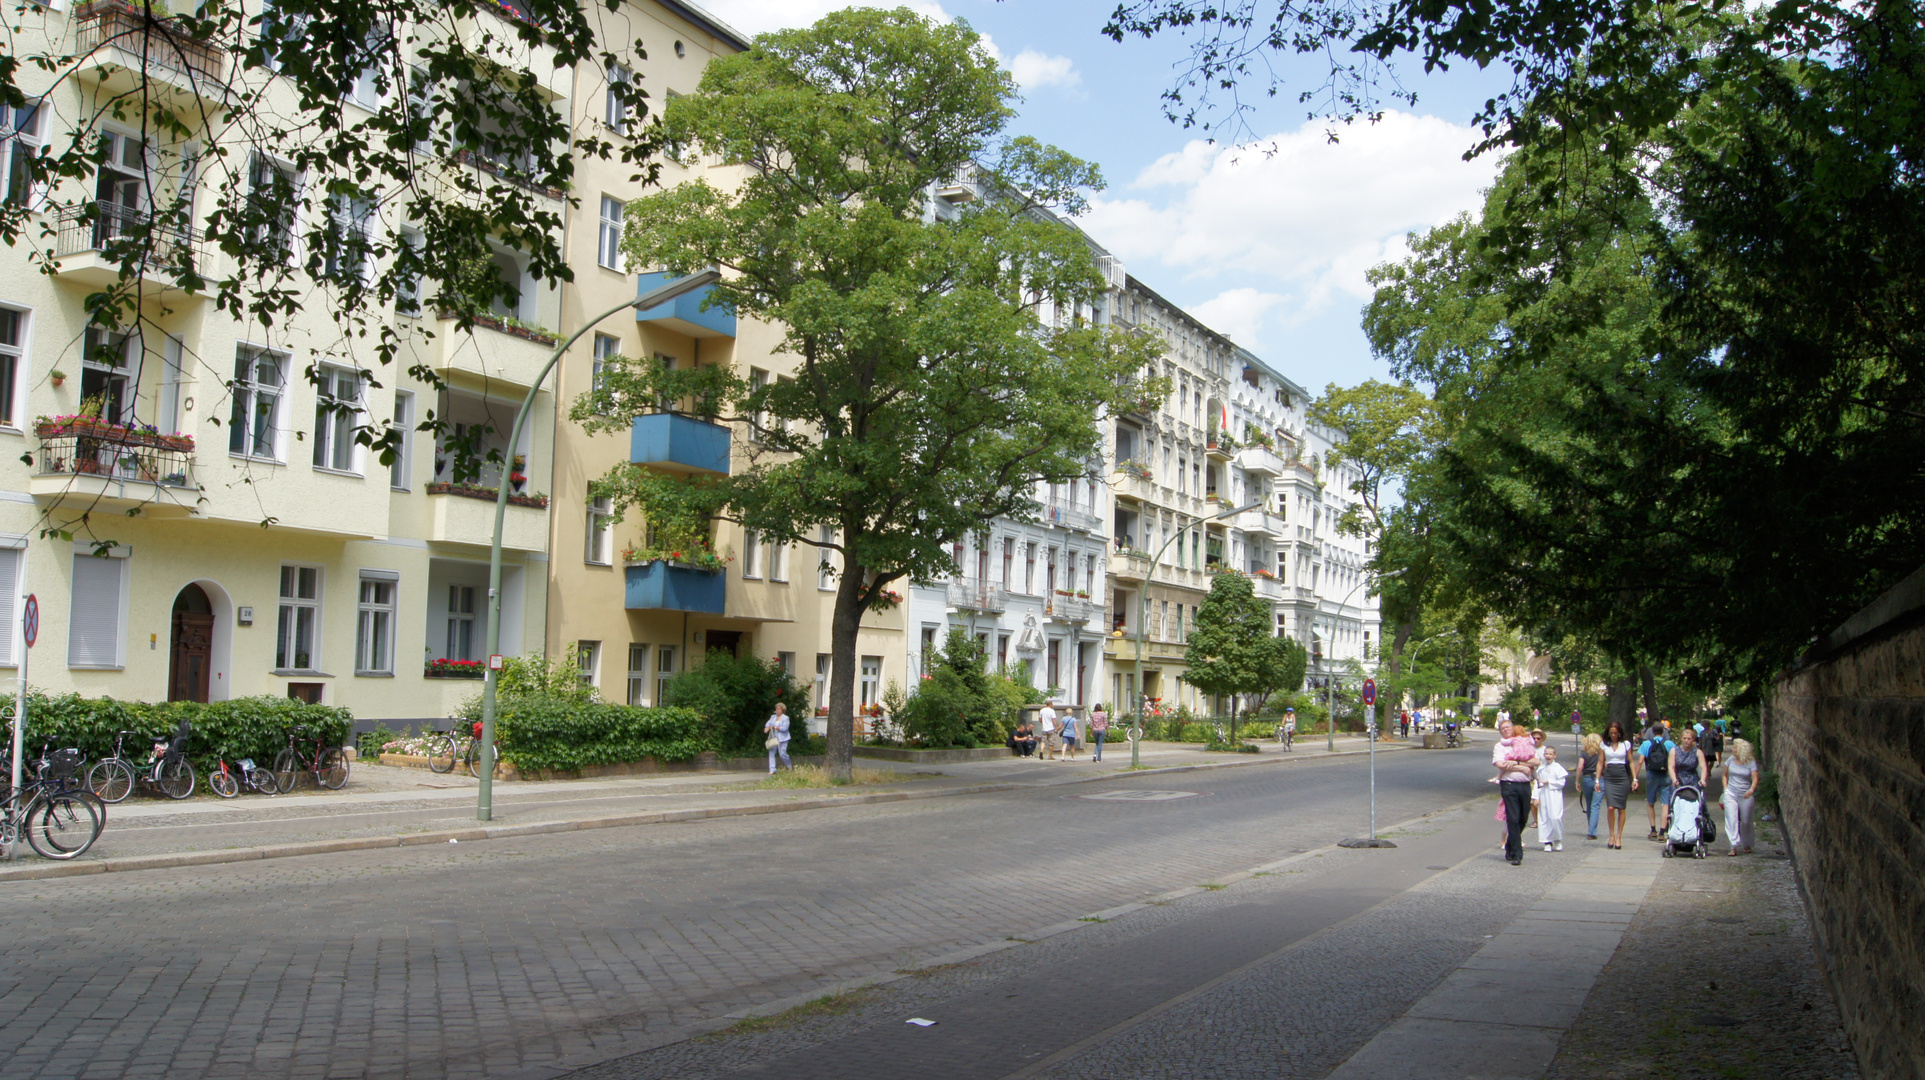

18,693,352,773
661,650,808,755
1480,707,1499,725
482,696,711,772
897,630,1011,749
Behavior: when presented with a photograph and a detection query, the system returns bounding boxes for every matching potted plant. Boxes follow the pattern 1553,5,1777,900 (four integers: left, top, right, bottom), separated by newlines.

49,370,66,388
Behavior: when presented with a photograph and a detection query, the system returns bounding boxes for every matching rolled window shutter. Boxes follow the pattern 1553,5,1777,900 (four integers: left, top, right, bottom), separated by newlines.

0,549,17,667
69,554,123,667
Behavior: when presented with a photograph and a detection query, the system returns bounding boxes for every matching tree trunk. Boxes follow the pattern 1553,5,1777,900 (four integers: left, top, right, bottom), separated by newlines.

1607,676,1637,734
825,564,867,783
1639,665,1659,725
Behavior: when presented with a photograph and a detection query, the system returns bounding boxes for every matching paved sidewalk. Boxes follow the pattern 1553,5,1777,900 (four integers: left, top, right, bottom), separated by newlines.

1,734,1417,878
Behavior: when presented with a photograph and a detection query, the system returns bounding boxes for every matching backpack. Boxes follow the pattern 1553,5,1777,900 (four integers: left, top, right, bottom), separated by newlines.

1643,739,1670,777
1704,727,1724,758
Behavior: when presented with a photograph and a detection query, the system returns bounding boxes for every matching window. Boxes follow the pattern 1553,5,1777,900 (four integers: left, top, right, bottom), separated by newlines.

68,549,127,669
657,645,677,705
997,634,1009,672
445,584,476,661
395,229,424,315
230,344,286,459
592,333,620,393
604,64,633,133
246,154,298,264
626,644,649,705
312,366,363,472
577,641,600,688
1002,539,1013,586
742,529,760,578
1160,600,1168,640
355,573,396,674
259,0,311,72
860,656,881,710
1024,543,1036,594
82,327,132,426
0,306,23,427
814,653,830,711
749,368,769,434
322,193,373,283
585,492,613,564
389,391,412,489
818,526,836,590
277,565,321,671
770,538,789,583
2,102,43,207
344,25,389,109
0,547,17,666
1175,604,1185,643
597,196,624,270
1047,639,1060,690
405,68,436,154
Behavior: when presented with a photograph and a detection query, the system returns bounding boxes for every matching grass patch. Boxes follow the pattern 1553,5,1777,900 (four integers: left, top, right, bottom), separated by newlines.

1196,883,1227,891
894,962,969,979
1078,916,1108,923
707,990,872,1038
731,764,905,790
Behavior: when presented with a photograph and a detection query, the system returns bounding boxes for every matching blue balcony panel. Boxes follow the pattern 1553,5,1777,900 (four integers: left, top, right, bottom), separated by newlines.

630,413,730,476
625,562,726,614
636,271,736,338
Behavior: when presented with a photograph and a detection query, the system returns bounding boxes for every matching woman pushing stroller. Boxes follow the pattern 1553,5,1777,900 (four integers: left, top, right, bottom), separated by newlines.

1663,728,1716,858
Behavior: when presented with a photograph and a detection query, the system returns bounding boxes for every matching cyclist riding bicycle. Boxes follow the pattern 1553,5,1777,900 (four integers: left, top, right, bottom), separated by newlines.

1278,708,1297,750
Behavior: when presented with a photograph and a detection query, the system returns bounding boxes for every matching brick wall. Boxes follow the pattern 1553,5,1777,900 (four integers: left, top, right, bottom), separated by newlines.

1766,566,1925,1080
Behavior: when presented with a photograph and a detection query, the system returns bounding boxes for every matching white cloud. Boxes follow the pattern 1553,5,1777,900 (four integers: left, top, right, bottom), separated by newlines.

1077,112,1501,349
979,34,1081,90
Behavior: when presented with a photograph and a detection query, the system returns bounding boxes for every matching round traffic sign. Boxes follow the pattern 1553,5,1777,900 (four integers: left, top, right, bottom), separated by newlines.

1361,678,1376,706
22,594,37,648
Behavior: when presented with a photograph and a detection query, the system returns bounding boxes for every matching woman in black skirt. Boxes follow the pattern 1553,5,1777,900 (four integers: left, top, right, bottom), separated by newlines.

1596,720,1636,849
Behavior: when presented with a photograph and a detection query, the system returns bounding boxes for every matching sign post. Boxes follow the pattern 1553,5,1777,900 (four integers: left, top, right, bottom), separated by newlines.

10,594,36,861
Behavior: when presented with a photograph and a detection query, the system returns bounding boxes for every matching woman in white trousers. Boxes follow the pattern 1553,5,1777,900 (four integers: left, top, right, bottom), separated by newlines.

1720,738,1759,854
1536,747,1570,851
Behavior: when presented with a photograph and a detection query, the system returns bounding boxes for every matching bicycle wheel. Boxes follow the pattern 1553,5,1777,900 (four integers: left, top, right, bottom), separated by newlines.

465,739,493,779
210,768,240,799
317,747,350,790
249,769,280,796
273,748,299,793
425,734,457,774
87,759,135,803
157,757,195,800
25,793,101,860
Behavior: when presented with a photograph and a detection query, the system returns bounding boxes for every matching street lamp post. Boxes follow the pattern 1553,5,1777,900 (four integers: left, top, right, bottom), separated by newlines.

474,270,723,822
1130,500,1260,768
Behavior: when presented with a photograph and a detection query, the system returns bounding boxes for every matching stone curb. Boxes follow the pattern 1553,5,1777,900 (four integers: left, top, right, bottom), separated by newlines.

0,743,1410,883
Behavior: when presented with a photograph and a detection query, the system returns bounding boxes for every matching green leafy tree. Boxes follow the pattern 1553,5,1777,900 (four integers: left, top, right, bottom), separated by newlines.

1184,571,1307,742
899,629,1009,749
573,9,1162,779
662,651,808,755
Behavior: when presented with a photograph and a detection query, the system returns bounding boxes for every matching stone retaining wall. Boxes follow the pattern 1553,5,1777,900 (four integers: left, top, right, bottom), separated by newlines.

1766,564,1925,1080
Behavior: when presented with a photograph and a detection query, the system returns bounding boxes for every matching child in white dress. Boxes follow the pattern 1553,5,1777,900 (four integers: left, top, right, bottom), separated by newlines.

1536,747,1570,851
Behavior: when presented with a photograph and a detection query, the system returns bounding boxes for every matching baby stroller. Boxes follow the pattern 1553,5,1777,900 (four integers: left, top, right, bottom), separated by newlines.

1663,783,1717,858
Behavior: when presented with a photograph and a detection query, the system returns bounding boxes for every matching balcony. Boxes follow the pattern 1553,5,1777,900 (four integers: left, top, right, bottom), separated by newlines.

1206,434,1236,462
449,148,567,201
31,423,196,517
625,561,726,614
52,202,201,295
1046,595,1095,622
431,311,558,390
946,578,1008,613
426,483,548,552
1045,503,1102,533
1238,445,1287,476
1235,509,1286,537
1251,575,1284,602
1109,550,1152,583
1111,466,1158,504
630,413,730,476
74,0,228,109
635,271,735,338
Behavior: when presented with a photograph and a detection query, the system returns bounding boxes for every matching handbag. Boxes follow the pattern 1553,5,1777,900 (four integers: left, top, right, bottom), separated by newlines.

765,733,781,750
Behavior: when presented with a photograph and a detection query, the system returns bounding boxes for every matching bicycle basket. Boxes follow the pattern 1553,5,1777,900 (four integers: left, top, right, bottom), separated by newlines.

41,748,82,782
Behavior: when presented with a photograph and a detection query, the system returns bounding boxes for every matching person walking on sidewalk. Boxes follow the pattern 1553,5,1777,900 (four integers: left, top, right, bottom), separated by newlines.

1536,745,1570,851
1038,703,1059,761
1598,720,1635,849
764,703,792,774
1720,737,1759,855
1527,729,1548,828
1060,708,1080,761
1493,717,1540,865
1639,724,1677,840
1089,704,1109,762
1577,732,1604,840
1669,727,1707,824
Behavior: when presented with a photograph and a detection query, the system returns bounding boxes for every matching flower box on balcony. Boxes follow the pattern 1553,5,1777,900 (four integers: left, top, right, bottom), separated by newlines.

424,659,486,680
425,481,549,509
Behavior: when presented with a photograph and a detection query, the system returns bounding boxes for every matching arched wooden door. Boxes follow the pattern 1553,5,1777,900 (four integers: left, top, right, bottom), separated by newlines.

168,584,214,703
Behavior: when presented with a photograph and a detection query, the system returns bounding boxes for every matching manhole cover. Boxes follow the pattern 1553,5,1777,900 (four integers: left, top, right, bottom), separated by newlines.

1694,1013,1742,1028
1076,790,1204,802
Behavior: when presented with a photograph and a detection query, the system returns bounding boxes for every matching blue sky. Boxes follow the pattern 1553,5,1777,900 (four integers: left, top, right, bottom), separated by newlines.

698,0,1514,396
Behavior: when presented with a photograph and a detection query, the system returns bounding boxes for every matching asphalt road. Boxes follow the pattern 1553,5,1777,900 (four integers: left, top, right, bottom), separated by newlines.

0,741,1501,1080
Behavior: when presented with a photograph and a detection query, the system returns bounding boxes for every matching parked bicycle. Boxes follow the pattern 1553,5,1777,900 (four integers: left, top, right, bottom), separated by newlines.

421,728,459,774
1,745,105,860
462,723,497,779
87,727,194,801
209,756,279,799
273,726,349,792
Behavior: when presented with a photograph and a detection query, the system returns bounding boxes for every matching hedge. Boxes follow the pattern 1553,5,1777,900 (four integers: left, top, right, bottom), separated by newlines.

475,696,712,773
14,694,353,774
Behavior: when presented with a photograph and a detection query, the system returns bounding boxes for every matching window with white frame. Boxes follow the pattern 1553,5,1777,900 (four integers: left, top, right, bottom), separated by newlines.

817,526,836,590
446,584,476,661
626,643,649,705
0,547,17,666
770,538,789,583
68,549,127,669
814,653,830,712
860,656,881,710
0,306,23,427
604,64,633,133
597,196,624,270
230,344,287,459
277,565,322,670
395,229,424,315
742,529,760,579
592,333,620,395
405,68,435,154
577,640,600,688
656,645,676,704
749,367,769,435
322,193,373,282
312,365,363,472
776,652,795,677
585,492,613,564
2,102,44,208
259,0,311,71
344,25,390,109
246,153,299,264
389,390,412,489
355,572,397,674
